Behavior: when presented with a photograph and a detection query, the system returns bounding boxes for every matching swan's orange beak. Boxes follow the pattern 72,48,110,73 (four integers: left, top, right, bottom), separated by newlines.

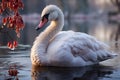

36,17,48,30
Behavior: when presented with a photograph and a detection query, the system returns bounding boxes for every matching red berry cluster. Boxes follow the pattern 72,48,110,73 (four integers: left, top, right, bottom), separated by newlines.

0,0,24,14
0,0,24,50
2,12,24,37
7,40,18,50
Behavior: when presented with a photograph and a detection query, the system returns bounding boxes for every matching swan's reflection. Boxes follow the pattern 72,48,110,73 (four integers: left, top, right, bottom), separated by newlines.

31,65,113,80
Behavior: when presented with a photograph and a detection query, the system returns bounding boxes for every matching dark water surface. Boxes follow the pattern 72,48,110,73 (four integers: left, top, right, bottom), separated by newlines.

0,17,120,80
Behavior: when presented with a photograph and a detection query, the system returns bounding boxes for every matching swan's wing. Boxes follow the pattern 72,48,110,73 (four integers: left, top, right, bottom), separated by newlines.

66,32,111,61
47,31,116,66
69,32,116,61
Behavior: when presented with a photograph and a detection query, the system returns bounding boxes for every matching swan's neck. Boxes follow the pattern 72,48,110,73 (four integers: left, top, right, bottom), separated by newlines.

44,18,64,42
31,14,64,54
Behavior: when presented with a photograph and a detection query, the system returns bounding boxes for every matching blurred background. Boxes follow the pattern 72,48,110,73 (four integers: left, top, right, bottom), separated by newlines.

0,0,120,48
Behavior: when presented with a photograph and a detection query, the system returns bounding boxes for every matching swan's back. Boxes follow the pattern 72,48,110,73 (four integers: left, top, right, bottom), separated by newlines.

46,31,116,66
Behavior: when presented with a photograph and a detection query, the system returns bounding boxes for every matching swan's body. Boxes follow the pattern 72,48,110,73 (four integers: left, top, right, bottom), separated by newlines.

31,5,117,67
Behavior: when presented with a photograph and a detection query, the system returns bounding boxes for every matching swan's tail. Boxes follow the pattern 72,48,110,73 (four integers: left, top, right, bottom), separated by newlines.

109,52,118,58
97,50,118,62
98,51,118,66
105,53,118,61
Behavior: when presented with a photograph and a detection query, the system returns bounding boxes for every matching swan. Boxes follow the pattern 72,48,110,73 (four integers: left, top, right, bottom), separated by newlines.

31,5,117,67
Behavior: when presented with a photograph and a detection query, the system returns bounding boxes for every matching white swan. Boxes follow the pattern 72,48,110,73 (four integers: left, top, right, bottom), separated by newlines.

31,5,117,67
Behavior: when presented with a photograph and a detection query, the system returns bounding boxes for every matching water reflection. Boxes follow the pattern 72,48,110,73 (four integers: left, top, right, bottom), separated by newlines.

31,66,114,80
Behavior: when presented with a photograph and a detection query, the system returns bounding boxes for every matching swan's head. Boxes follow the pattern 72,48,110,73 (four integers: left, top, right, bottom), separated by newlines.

36,5,64,30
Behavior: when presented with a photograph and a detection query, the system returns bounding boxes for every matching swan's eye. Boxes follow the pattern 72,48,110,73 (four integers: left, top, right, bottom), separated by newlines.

42,13,49,21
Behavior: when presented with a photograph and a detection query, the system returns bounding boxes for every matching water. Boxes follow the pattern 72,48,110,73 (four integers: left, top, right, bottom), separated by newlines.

0,16,120,80
0,45,31,80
